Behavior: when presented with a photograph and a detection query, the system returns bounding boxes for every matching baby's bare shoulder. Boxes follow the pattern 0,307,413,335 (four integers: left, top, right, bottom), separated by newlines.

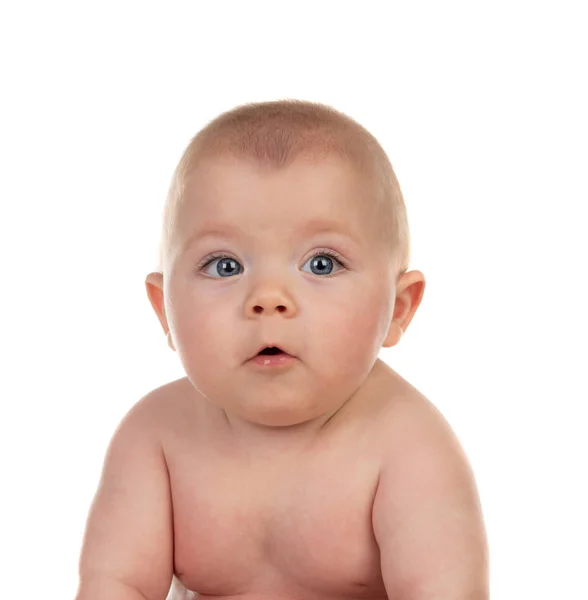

130,377,210,463
136,376,200,424
367,364,466,467
377,383,464,458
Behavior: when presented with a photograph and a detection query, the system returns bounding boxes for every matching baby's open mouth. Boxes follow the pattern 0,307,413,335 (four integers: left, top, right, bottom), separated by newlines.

258,347,284,355
248,344,296,364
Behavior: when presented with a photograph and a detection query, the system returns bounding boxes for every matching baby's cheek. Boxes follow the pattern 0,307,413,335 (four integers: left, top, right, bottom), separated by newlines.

168,306,212,360
326,307,378,358
343,296,392,356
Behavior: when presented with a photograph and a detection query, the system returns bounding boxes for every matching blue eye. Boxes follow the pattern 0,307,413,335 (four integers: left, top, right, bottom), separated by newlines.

300,251,345,276
201,255,243,278
198,250,346,278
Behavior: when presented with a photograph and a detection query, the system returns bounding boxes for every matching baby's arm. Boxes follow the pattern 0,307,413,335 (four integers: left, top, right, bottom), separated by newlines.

372,402,489,599
75,393,174,600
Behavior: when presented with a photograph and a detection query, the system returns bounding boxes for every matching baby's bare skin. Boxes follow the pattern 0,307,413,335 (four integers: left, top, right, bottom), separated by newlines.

78,355,485,600
154,358,428,600
78,102,488,599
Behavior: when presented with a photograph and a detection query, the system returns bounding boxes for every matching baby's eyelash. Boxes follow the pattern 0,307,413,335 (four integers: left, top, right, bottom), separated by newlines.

196,249,347,271
197,252,233,271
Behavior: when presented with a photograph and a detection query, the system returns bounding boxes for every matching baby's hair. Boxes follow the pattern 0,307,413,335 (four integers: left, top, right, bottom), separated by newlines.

157,100,410,275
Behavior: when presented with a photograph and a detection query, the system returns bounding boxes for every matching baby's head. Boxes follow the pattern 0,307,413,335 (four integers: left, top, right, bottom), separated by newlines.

146,100,425,430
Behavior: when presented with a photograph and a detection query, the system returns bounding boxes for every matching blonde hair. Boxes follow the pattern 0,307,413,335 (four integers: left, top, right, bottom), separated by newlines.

157,100,410,274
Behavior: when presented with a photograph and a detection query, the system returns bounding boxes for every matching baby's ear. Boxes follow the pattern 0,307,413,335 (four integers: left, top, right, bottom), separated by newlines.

382,322,404,349
391,271,426,336
145,272,169,335
167,331,176,352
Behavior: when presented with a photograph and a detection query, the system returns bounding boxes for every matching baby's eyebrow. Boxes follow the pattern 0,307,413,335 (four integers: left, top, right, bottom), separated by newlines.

182,218,360,252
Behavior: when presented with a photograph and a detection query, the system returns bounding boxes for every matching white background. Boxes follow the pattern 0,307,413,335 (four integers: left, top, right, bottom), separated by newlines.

1,2,586,598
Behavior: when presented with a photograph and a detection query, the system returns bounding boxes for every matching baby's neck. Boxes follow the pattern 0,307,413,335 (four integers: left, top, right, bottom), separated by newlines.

219,402,345,460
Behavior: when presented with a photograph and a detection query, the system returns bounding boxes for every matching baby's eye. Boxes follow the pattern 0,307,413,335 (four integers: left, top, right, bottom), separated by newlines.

301,251,345,276
199,250,346,278
200,255,243,278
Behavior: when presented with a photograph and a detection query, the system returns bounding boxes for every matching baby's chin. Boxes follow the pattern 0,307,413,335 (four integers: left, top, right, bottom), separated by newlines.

214,394,343,432
224,403,325,428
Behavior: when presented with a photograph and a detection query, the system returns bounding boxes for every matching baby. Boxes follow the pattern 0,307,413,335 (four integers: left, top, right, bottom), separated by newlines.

75,100,489,600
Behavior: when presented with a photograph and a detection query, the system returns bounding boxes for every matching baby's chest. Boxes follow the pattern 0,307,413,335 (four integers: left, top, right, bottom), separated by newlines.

170,457,386,599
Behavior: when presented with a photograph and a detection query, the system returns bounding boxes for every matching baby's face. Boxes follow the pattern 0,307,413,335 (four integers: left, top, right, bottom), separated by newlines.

163,156,397,430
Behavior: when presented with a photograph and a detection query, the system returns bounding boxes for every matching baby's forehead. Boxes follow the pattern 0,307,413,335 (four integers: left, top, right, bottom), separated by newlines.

183,158,374,220
187,153,379,208
186,215,366,245
169,151,391,260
